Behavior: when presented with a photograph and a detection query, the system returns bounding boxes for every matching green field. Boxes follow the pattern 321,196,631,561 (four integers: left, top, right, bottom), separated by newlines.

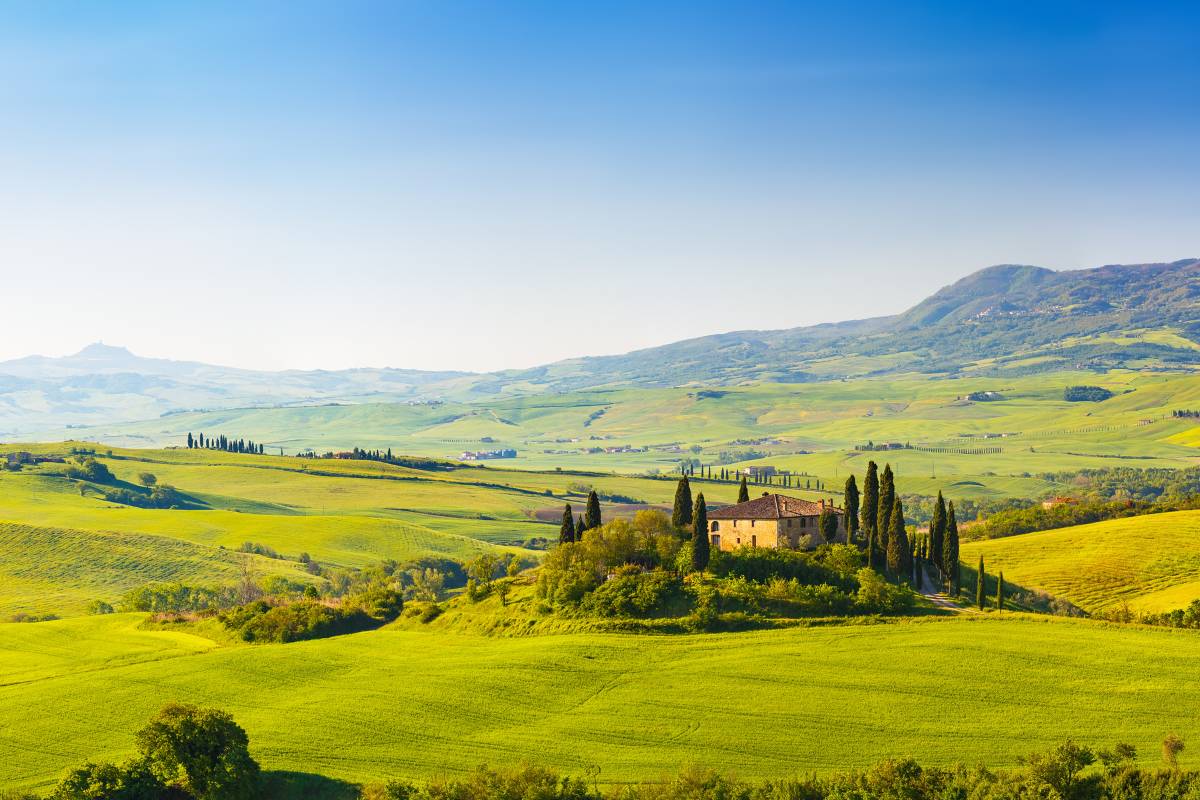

962,510,1200,613
24,369,1200,503
2,613,1199,792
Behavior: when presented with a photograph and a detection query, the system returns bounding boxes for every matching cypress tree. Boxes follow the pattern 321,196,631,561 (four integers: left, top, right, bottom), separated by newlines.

930,492,947,575
186,432,193,449
843,475,859,545
876,464,895,555
861,461,879,546
691,493,710,572
976,555,986,610
943,502,960,594
576,514,586,538
996,570,1004,612
559,504,575,544
671,477,693,528
887,497,911,581
737,476,749,504
585,490,602,531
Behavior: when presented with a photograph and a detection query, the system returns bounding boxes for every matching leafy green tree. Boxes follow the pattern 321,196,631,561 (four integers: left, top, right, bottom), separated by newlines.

930,492,946,574
977,555,986,610
1024,740,1095,800
944,502,960,594
559,503,575,544
691,493,710,572
50,759,165,800
819,508,839,544
135,703,260,800
877,464,895,555
585,490,602,531
737,475,749,504
672,476,693,528
843,475,859,545
137,472,157,487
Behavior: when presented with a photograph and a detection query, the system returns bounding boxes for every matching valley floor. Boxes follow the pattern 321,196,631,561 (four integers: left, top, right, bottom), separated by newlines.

1,613,1197,792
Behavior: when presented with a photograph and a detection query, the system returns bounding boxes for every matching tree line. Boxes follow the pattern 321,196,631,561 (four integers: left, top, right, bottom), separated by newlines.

186,432,264,455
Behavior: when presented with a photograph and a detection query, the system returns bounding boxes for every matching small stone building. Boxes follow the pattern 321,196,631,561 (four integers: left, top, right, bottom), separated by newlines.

706,493,846,551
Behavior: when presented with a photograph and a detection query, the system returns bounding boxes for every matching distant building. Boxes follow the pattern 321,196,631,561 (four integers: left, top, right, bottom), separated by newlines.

706,493,845,551
459,448,517,461
1042,496,1080,509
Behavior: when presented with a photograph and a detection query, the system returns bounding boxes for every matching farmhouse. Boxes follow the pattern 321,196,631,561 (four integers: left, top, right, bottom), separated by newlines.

707,493,846,551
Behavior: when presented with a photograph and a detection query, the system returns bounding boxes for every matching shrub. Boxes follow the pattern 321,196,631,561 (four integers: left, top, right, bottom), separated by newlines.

579,572,687,618
1064,385,1114,402
854,568,915,614
64,457,114,483
85,600,115,615
220,601,375,644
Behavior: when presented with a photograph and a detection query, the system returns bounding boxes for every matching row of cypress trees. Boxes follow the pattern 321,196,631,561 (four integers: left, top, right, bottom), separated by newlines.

185,432,264,455
558,491,603,544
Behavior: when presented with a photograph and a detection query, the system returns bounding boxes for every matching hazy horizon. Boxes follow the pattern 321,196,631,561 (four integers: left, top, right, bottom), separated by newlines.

3,1,1197,372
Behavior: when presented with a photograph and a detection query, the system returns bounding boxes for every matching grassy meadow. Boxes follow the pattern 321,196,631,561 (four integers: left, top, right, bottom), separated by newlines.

2,613,1199,792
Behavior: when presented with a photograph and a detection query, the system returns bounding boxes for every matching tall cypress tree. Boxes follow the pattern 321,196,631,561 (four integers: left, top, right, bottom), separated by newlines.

737,476,749,504
843,475,859,546
671,477,693,529
976,555,986,610
877,464,895,555
585,490,602,531
691,493,710,572
886,497,906,576
930,492,947,575
559,504,575,544
186,432,193,449
861,461,879,547
576,514,586,539
888,501,902,575
996,570,1004,612
943,502,960,594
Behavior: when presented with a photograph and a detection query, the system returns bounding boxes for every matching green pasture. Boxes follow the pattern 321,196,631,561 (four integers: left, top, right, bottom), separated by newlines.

962,510,1200,613
19,370,1200,502
1,614,1199,792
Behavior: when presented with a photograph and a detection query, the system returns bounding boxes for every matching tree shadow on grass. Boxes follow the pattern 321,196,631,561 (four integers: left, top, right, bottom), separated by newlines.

261,770,362,800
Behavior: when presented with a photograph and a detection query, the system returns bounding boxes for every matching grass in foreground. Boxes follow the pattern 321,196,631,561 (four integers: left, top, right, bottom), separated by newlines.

1,613,1198,791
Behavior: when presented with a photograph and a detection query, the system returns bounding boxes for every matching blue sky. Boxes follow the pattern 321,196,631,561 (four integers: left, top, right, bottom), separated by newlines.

1,1,1197,371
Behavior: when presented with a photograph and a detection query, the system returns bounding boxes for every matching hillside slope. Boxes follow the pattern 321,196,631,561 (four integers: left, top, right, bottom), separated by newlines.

2,259,1196,435
961,509,1200,613
2,615,1199,790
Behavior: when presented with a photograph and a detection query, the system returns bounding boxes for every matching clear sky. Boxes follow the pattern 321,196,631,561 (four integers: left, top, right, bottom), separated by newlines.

2,1,1197,372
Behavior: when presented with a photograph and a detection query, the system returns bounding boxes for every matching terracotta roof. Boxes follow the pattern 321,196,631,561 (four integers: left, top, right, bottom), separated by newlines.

708,493,843,520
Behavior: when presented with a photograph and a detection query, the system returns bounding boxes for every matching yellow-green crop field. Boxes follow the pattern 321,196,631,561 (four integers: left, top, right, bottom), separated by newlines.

2,613,1200,793
962,510,1200,613
23,369,1200,502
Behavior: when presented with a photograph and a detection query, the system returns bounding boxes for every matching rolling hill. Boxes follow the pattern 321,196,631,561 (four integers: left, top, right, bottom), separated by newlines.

2,259,1197,437
3,613,1199,792
961,510,1200,614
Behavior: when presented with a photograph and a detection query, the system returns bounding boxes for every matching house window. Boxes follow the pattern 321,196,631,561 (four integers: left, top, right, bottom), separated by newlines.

751,535,757,547
711,534,721,547
750,520,756,527
711,521,719,532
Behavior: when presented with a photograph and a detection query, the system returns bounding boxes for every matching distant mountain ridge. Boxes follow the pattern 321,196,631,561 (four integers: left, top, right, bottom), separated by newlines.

2,259,1197,434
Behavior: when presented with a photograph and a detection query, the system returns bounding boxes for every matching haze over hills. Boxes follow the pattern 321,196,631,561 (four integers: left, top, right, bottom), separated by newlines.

1,259,1196,435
